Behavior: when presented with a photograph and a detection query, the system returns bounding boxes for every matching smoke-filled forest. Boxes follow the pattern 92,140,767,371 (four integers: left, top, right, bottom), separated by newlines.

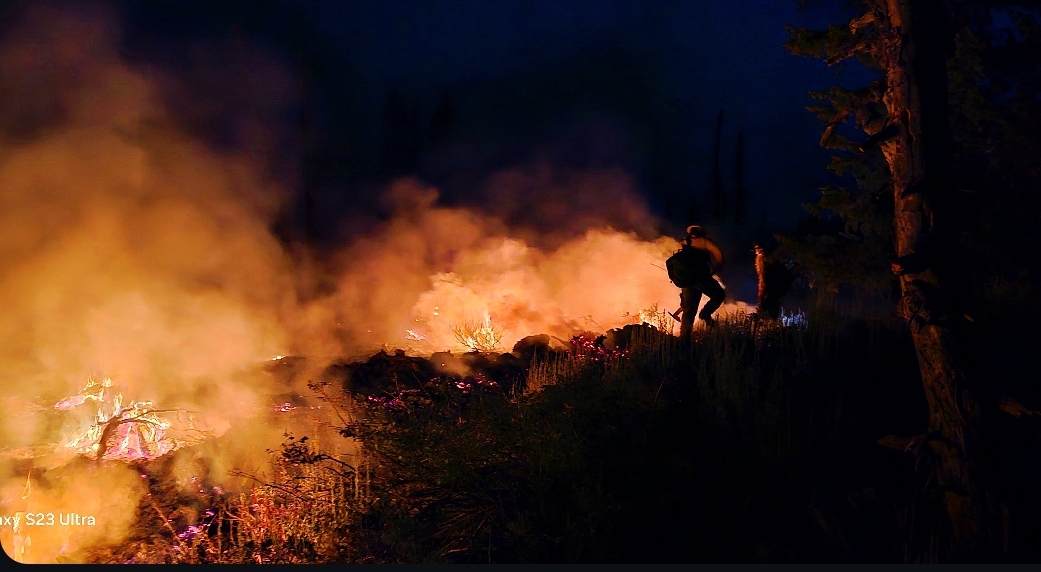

1,0,1039,564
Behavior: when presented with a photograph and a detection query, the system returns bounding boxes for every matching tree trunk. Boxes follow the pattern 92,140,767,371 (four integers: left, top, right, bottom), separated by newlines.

711,108,726,220
877,0,992,559
734,130,747,226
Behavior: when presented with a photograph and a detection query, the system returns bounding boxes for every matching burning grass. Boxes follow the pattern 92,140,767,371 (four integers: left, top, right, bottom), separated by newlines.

66,450,361,564
55,377,208,462
451,315,505,352
59,305,958,563
20,296,1034,564
127,455,359,563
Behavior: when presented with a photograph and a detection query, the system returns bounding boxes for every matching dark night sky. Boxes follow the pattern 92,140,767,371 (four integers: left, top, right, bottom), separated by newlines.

111,1,877,246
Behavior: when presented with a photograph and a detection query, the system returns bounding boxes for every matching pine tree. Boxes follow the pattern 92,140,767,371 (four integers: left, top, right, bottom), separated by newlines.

775,80,895,295
786,0,996,559
381,89,423,177
711,108,726,220
733,130,747,226
430,90,457,147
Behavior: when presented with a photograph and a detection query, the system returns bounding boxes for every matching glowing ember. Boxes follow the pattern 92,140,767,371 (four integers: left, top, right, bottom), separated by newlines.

570,333,631,362
274,402,296,412
177,524,205,541
56,377,179,462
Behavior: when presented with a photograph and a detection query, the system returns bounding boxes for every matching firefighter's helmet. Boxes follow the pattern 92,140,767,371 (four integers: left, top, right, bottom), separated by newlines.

686,224,706,238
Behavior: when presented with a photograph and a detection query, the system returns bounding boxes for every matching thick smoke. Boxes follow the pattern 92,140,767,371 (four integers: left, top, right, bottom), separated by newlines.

471,163,662,250
0,1,748,563
328,175,737,355
0,2,325,562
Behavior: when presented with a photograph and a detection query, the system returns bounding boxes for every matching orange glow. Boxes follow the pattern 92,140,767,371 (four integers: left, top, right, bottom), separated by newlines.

56,377,180,462
0,4,763,563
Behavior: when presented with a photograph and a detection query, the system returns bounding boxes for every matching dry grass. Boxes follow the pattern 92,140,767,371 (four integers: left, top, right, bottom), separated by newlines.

116,460,364,564
523,352,585,395
83,305,938,564
452,317,505,352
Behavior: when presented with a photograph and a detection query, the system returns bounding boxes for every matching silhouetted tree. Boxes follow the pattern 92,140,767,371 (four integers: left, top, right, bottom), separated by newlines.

733,130,747,226
774,83,894,295
686,196,701,227
291,8,316,245
786,0,995,559
711,108,726,220
429,90,457,147
381,89,423,176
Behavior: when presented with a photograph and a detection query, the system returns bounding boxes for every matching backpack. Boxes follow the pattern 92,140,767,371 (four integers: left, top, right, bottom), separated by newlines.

666,246,711,288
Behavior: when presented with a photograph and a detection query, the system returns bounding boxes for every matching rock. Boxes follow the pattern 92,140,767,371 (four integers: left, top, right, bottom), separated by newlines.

511,334,569,365
333,349,438,396
461,351,526,395
603,323,663,351
430,350,466,376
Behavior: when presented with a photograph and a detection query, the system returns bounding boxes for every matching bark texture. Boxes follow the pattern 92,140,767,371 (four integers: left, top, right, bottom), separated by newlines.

874,0,992,558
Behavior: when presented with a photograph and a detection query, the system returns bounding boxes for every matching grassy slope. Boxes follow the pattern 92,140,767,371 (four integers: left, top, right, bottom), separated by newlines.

88,304,1041,563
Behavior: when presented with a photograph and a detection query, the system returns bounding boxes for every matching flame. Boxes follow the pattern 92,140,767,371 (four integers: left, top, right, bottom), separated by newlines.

21,470,31,503
452,314,504,352
634,304,679,333
404,329,427,341
56,377,179,462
